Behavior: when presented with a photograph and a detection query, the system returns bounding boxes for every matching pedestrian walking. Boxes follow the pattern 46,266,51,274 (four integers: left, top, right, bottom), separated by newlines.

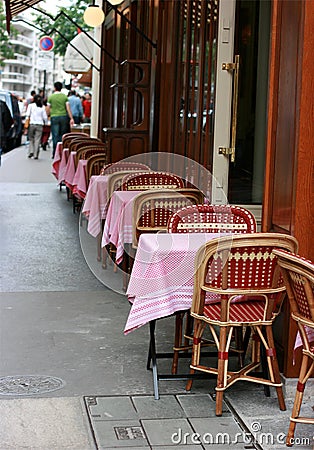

47,81,74,158
25,94,48,159
68,90,83,125
0,99,13,166
82,92,92,123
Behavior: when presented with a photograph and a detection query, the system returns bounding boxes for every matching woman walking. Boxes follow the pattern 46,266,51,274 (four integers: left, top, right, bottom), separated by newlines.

25,94,48,159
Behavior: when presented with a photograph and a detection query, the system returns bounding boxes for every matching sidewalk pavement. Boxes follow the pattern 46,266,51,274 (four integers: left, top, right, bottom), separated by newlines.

0,145,312,449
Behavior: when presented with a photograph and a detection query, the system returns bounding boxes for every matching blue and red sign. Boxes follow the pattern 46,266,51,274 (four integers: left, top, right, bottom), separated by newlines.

39,36,54,51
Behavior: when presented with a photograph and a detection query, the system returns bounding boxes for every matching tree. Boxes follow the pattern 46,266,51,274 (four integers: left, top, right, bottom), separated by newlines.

0,1,16,67
33,0,90,56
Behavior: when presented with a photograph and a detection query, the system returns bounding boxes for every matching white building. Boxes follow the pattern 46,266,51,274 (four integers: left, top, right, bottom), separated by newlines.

1,13,67,100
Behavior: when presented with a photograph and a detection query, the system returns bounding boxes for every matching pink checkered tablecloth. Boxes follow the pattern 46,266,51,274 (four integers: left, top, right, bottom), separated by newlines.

57,148,69,184
82,175,110,237
72,159,88,199
294,327,314,350
101,191,140,263
124,232,224,334
64,151,76,191
51,142,63,180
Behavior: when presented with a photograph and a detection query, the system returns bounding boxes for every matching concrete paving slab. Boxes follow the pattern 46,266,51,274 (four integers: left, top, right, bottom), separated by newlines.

132,395,185,419
89,396,139,421
151,447,202,450
92,419,149,448
0,397,95,450
142,418,198,447
189,416,246,448
177,393,231,417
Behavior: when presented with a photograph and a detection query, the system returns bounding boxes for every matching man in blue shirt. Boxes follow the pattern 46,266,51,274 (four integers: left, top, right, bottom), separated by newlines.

68,90,83,125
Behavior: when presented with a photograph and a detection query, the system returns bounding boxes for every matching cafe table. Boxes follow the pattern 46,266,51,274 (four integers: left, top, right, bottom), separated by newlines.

101,190,140,263
124,232,227,398
63,151,77,191
51,141,63,180
72,159,88,199
124,232,225,334
82,175,110,237
56,148,70,185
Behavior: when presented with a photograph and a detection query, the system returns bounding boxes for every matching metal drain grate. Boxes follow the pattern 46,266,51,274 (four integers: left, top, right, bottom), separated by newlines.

0,375,65,395
16,193,40,196
114,426,145,440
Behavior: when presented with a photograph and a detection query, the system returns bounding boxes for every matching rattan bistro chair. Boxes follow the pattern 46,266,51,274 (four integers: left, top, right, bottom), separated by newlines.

74,143,106,169
167,204,257,374
62,132,89,149
273,250,314,447
117,188,204,292
102,170,150,270
72,145,106,213
132,189,205,249
100,161,151,176
121,171,184,191
86,154,108,186
186,233,298,416
107,170,151,201
168,204,257,234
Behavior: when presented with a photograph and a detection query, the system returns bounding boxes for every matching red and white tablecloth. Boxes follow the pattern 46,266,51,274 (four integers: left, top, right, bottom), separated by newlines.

101,191,140,263
124,232,224,334
72,159,88,199
82,175,110,237
51,142,63,180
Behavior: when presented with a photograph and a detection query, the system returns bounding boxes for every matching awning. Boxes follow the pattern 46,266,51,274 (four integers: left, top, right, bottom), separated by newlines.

64,32,95,74
5,0,43,32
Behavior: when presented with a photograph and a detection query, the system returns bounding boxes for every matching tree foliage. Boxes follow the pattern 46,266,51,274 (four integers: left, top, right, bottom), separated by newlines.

33,0,90,56
0,1,16,67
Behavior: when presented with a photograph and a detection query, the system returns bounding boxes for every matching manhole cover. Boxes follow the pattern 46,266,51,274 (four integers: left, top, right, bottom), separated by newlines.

0,375,65,395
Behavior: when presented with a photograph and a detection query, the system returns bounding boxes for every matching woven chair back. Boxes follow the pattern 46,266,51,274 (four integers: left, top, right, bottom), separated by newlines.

132,188,205,248
122,171,184,191
100,162,151,175
168,204,256,234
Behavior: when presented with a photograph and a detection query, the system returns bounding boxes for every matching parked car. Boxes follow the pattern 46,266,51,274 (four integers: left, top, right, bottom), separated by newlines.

0,90,23,150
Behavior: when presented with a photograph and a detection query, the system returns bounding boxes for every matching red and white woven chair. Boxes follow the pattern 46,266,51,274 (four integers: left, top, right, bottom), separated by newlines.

186,233,298,416
100,161,151,175
167,204,257,374
121,171,184,191
273,249,314,446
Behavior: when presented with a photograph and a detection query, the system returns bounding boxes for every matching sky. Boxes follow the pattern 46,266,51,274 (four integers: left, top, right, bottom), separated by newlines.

43,0,74,15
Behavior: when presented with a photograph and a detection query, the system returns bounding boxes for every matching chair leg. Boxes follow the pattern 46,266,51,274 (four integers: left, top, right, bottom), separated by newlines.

264,325,286,411
215,325,229,416
286,354,314,446
186,319,204,391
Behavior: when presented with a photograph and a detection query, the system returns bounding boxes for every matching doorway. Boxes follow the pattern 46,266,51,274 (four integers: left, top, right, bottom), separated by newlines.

175,0,271,209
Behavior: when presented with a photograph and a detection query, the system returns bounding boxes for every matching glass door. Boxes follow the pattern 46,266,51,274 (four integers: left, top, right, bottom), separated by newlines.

212,0,271,206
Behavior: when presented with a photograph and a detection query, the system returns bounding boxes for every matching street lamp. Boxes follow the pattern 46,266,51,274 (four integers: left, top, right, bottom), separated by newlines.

83,4,105,28
83,0,157,48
